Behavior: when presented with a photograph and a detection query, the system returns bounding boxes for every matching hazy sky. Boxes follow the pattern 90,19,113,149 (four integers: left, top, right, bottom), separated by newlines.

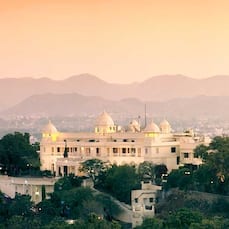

1,0,229,83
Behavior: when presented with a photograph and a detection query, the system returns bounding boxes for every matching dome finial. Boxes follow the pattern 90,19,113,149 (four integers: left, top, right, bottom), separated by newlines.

160,119,171,133
144,120,160,133
42,120,58,134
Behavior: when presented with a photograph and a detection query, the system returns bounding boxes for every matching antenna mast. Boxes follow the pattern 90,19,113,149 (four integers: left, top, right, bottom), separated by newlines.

144,104,147,128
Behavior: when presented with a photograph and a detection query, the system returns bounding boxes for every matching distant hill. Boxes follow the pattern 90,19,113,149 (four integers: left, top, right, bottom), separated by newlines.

2,93,229,119
1,74,229,111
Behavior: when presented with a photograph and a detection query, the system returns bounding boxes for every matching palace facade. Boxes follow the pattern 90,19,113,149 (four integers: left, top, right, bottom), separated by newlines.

40,111,210,176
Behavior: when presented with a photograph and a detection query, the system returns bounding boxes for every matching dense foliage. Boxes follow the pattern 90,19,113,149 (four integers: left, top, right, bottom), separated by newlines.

0,132,40,176
0,175,122,229
80,159,168,204
165,136,229,195
136,208,229,229
79,158,110,184
101,164,140,204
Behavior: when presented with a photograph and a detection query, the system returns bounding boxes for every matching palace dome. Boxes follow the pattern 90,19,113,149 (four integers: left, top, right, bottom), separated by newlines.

42,120,58,134
131,119,140,126
144,120,160,133
160,119,171,133
95,111,114,127
128,119,141,132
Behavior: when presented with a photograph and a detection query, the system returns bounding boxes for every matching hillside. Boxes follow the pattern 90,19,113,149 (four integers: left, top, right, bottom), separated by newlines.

1,74,229,111
2,93,229,119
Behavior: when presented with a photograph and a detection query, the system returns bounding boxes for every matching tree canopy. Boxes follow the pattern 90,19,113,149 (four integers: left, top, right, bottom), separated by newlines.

0,132,40,176
80,159,110,185
166,136,229,195
102,164,140,204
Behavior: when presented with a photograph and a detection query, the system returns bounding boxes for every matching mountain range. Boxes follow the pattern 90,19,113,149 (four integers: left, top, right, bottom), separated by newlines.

2,93,229,120
1,74,229,118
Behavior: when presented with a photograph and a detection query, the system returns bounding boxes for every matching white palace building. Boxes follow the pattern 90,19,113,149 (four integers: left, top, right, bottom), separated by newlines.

40,111,210,176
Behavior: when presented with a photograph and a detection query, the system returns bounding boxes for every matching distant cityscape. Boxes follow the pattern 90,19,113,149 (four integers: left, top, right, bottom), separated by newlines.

0,114,229,141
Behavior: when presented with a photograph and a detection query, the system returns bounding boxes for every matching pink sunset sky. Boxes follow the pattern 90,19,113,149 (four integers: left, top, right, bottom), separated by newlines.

1,0,229,83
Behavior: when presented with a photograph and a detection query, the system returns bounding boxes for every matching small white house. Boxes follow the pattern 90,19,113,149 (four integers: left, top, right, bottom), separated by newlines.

131,181,161,227
0,175,56,204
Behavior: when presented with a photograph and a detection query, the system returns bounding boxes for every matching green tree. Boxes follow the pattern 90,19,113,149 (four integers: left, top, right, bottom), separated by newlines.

194,144,209,161
103,164,140,204
193,136,229,195
154,164,168,185
50,186,94,219
94,193,122,221
37,199,59,224
8,194,33,217
190,217,229,229
80,159,109,185
135,217,164,229
6,216,41,229
0,192,10,224
85,213,121,229
165,208,202,229
42,185,46,201
193,165,217,193
54,174,82,193
165,167,193,191
138,161,155,182
43,217,72,229
210,197,229,218
0,132,40,175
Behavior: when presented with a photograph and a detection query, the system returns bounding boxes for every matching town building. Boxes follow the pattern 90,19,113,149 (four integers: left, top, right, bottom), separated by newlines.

40,111,210,176
0,175,55,204
131,181,162,227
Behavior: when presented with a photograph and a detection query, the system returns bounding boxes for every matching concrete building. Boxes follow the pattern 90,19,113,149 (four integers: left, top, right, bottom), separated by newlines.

0,175,56,204
131,181,162,227
40,111,210,176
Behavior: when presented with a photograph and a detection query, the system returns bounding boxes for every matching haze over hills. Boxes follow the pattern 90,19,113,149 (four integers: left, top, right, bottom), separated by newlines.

2,93,229,120
1,74,229,112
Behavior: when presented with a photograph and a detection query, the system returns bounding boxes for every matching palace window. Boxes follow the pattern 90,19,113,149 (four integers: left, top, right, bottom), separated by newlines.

96,148,100,156
171,147,176,153
145,205,153,210
177,156,180,165
131,148,136,155
184,152,189,158
113,148,118,154
122,148,126,154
